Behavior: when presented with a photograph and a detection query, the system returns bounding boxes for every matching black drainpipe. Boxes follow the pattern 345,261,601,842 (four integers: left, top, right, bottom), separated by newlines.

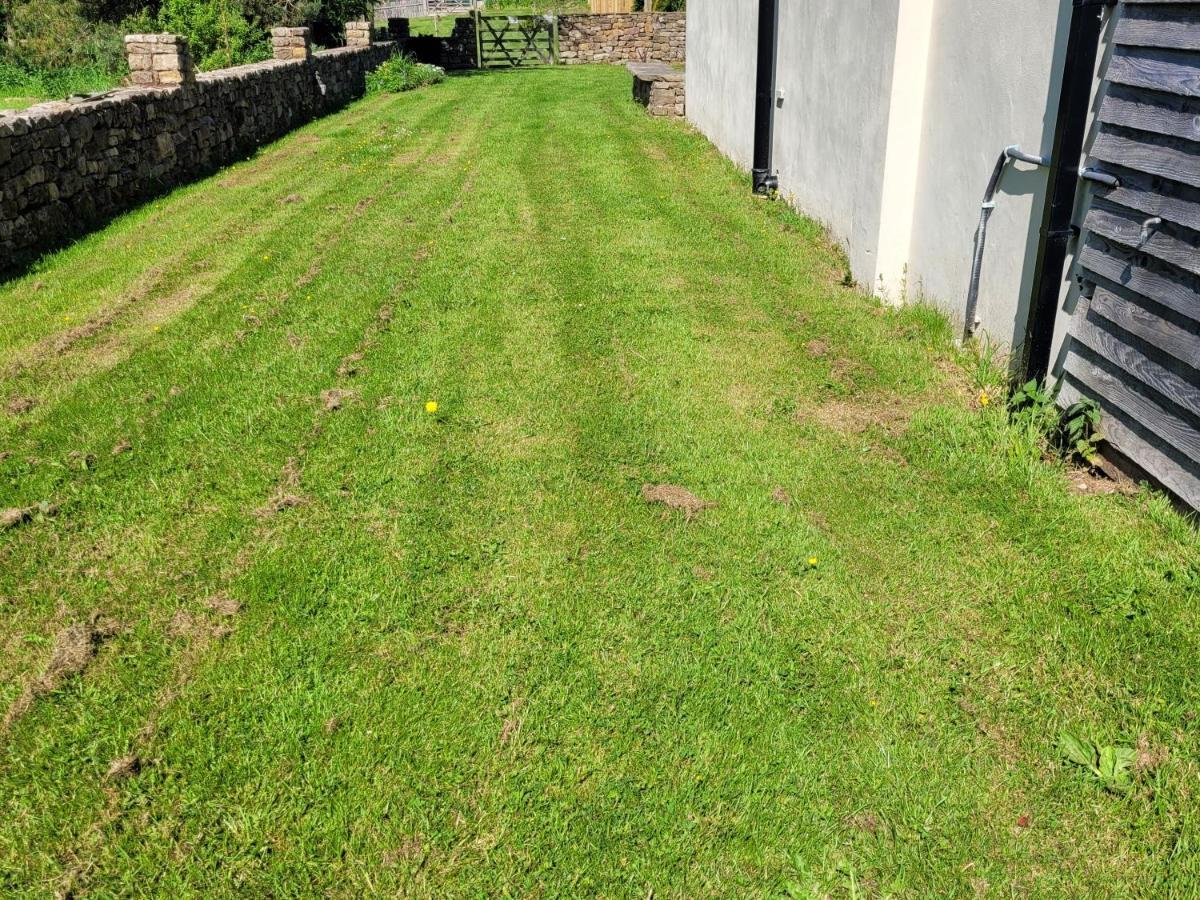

1020,0,1113,384
752,0,780,195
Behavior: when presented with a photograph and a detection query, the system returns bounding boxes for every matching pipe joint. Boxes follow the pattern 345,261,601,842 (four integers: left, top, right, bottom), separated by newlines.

1005,145,1051,167
752,169,779,196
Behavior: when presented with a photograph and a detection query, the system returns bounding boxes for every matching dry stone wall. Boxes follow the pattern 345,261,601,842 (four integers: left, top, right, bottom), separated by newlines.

558,12,685,65
1,39,395,270
630,63,684,118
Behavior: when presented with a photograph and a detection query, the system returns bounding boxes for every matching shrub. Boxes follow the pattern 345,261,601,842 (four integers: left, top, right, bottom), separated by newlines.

365,53,444,94
5,0,125,70
157,0,269,70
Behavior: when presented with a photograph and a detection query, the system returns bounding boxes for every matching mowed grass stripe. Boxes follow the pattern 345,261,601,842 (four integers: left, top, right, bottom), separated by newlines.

51,73,539,896
0,82,492,890
0,93,477,701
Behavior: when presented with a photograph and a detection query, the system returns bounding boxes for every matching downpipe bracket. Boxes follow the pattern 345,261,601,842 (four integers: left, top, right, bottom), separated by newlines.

753,169,779,196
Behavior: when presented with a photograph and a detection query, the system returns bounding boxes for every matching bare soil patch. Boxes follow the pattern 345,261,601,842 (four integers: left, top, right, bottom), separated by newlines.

1,502,58,531
771,486,792,506
337,351,366,378
1068,466,1137,497
849,812,881,834
5,396,36,416
321,388,358,412
641,484,715,520
203,594,242,616
104,754,141,782
1135,734,1169,774
804,394,919,437
383,836,425,867
168,609,233,642
255,457,309,519
2,612,121,733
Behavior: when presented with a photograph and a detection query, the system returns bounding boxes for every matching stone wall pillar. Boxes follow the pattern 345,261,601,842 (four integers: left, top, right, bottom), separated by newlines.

125,34,195,87
345,20,373,48
387,17,410,41
271,27,312,60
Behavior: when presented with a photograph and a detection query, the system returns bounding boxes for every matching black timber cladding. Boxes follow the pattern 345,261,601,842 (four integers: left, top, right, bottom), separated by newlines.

1066,0,1200,510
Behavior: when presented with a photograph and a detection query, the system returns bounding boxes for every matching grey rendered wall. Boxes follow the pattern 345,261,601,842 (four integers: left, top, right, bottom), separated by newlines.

771,0,900,289
907,0,1072,349
685,0,757,170
685,0,1105,366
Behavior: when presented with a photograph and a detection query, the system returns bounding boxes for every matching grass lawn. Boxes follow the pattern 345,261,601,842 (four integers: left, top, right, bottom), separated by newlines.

1,65,1198,897
0,63,123,111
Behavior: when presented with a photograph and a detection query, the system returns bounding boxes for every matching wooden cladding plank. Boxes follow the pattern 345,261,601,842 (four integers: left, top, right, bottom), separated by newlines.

1064,347,1200,466
1099,83,1200,141
1089,284,1200,370
1074,3,1200,511
1078,235,1200,322
1060,377,1200,509
1107,45,1200,97
1085,200,1200,276
1070,302,1200,419
1116,3,1200,51
1090,128,1200,189
1093,163,1200,232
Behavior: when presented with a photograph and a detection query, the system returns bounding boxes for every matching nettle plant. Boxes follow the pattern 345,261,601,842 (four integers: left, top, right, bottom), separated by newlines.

1009,378,1104,466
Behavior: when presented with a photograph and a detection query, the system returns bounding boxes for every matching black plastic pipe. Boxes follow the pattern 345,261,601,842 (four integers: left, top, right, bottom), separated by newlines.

752,0,780,195
1021,0,1113,384
964,146,1050,341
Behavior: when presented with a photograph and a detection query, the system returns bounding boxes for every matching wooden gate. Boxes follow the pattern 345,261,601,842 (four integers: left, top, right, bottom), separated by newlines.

1062,1,1200,509
475,13,557,67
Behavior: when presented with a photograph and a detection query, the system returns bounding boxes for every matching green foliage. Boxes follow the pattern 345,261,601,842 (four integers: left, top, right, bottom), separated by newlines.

1009,378,1104,465
157,0,268,70
365,52,444,93
4,0,126,70
0,54,121,102
1,0,370,77
1060,732,1138,795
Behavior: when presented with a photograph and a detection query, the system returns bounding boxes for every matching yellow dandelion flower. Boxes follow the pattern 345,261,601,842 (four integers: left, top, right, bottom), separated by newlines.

262,254,271,262
808,557,819,568
425,400,439,414
979,391,991,407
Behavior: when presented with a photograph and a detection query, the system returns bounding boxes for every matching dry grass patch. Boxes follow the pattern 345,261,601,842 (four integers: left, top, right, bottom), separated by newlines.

641,483,715,520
